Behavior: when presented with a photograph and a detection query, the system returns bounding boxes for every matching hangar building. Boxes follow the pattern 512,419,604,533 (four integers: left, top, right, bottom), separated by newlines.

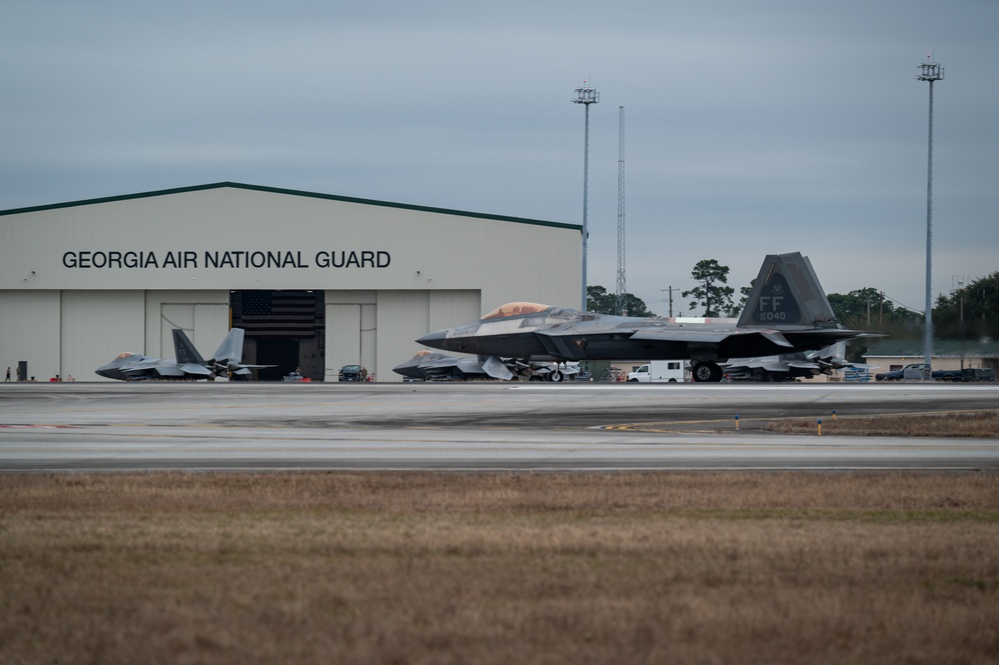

0,182,582,382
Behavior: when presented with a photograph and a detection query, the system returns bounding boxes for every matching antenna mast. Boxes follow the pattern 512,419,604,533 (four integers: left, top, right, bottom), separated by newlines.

615,106,627,315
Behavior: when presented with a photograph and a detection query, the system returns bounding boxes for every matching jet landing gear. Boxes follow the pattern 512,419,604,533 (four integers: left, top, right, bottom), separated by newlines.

526,368,564,382
690,361,723,383
523,361,567,382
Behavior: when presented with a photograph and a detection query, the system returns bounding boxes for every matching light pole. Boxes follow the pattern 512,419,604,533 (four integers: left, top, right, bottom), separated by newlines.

917,57,943,368
573,82,599,310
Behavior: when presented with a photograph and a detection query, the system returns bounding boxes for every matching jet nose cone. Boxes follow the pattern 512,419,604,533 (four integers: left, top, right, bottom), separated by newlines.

416,329,448,348
94,365,120,380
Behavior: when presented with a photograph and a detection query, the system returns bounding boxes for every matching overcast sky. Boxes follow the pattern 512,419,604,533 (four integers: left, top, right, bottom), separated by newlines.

3,1,996,317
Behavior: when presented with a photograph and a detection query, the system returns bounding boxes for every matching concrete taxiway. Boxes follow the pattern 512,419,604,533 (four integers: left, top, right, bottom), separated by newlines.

1,382,997,472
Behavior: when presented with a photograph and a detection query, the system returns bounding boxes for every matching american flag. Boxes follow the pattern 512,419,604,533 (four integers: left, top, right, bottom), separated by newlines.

240,291,318,338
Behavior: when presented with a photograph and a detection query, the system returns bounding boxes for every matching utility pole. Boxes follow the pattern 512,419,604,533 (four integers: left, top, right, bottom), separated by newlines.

917,56,943,369
615,106,627,315
573,82,599,310
953,274,968,370
661,286,680,318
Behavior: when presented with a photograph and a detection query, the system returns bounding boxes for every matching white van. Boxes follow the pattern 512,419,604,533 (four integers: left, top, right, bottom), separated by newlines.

626,360,686,383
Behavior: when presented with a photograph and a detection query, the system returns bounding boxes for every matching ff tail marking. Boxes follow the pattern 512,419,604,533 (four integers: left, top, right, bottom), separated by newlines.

172,329,207,365
736,252,838,329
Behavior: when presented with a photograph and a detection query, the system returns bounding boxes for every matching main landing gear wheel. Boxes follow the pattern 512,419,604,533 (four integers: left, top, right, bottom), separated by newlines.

691,361,723,383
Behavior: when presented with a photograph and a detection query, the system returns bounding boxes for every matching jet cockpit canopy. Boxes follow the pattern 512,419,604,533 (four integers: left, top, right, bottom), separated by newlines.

481,302,551,320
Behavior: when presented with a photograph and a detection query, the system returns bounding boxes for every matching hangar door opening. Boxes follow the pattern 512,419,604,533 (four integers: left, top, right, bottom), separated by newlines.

230,290,325,381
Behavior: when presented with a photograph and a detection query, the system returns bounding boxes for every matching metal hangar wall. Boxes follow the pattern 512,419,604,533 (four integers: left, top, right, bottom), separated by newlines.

0,182,582,382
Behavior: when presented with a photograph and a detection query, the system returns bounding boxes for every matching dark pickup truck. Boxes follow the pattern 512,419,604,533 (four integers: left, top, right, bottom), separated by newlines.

877,363,995,382
338,364,368,382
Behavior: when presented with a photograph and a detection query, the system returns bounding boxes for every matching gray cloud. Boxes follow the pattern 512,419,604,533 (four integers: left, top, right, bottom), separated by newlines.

2,0,996,315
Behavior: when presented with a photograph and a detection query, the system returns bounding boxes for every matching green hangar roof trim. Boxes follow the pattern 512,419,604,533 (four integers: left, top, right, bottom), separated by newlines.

0,181,582,232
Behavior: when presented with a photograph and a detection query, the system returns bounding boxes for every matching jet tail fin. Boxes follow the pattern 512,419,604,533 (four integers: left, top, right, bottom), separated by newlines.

736,253,839,329
172,329,206,365
210,328,245,367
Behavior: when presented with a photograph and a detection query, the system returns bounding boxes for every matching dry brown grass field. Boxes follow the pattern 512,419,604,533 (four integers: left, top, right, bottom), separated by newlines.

766,410,999,438
2,472,998,664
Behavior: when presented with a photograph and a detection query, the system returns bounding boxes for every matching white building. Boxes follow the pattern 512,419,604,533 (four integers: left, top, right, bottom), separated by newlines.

1,182,581,381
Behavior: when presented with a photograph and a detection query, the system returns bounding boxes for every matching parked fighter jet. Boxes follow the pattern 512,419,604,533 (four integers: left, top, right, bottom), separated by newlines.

392,350,579,382
721,347,878,382
416,252,876,383
95,328,273,381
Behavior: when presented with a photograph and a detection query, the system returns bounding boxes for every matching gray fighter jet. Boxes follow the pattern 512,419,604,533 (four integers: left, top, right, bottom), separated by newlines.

95,328,273,381
392,350,579,382
416,252,876,383
721,347,878,382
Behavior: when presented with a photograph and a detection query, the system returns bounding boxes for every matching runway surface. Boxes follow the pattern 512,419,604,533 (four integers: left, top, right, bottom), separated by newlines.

1,381,997,472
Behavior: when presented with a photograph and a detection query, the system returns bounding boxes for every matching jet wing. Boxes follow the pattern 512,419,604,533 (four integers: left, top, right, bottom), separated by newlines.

126,363,213,379
115,360,209,380
810,356,878,371
435,359,487,376
419,356,465,370
628,328,794,348
150,365,186,378
725,358,819,373
178,363,214,377
393,352,492,380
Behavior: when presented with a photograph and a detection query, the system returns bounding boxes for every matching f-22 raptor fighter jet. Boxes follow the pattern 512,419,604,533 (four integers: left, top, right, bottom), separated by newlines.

392,350,580,382
721,347,878,382
416,252,876,383
96,327,273,381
